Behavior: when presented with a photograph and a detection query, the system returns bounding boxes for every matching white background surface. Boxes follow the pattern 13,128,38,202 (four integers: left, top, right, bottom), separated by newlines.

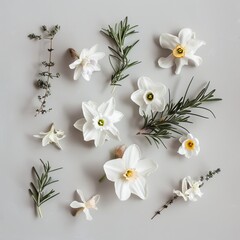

1,0,239,239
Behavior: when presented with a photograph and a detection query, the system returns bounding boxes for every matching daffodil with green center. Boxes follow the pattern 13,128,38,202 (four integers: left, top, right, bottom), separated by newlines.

33,123,65,149
173,176,203,202
158,28,206,74
103,144,158,201
69,45,105,81
74,97,123,147
178,133,200,159
131,76,167,116
70,189,100,221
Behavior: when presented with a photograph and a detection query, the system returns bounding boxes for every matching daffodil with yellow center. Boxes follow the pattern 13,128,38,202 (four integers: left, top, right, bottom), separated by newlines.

158,28,206,74
103,144,158,201
178,133,200,159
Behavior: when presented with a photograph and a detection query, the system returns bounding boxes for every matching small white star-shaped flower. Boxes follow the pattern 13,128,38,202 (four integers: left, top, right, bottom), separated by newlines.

70,189,100,221
69,44,105,81
33,123,65,149
173,176,203,202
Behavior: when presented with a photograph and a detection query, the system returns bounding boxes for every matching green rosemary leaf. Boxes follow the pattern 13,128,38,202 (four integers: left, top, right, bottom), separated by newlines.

101,17,140,86
28,159,62,218
138,79,222,147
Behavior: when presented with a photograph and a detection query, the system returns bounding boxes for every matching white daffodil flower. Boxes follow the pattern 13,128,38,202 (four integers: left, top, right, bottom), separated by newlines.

74,97,124,147
158,28,206,74
131,76,167,116
174,176,203,202
178,133,200,159
70,189,100,221
33,123,65,149
103,144,158,201
69,45,105,81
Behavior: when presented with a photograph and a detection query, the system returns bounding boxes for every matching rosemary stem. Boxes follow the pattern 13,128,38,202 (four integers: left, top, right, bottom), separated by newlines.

36,206,43,218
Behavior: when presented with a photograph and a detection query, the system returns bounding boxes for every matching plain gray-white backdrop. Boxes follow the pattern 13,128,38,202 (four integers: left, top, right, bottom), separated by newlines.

1,0,239,239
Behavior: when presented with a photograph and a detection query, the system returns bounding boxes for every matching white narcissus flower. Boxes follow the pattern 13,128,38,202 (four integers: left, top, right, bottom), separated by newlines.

158,28,206,74
33,123,65,149
69,45,105,81
74,97,124,147
103,144,158,201
131,76,167,116
178,133,200,159
70,189,100,221
173,176,203,202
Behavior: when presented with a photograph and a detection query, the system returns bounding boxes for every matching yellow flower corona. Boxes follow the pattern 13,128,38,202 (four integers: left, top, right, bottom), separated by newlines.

172,45,185,58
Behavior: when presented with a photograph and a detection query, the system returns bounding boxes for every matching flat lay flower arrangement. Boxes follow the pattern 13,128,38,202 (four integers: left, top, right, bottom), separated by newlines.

27,18,222,220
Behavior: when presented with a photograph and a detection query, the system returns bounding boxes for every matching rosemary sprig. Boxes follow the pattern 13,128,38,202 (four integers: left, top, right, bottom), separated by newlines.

138,78,222,147
101,17,140,86
29,159,62,218
28,25,60,116
151,168,221,219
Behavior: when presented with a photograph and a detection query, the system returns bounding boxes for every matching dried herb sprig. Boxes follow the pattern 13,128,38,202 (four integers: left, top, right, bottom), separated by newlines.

137,78,222,147
28,25,60,116
101,17,140,86
29,159,62,218
151,168,221,220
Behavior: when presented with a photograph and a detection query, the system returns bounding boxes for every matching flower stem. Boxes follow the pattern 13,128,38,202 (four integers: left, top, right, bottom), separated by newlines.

98,174,106,183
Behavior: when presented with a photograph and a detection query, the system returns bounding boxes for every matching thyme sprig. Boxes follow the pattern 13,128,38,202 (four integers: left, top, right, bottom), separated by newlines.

28,25,60,116
151,168,221,220
29,159,62,218
138,78,222,147
101,17,140,86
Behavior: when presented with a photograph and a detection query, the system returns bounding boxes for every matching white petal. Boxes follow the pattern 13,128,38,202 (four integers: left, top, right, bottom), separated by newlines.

80,48,89,59
83,122,98,141
175,58,188,74
150,98,165,112
70,201,85,209
74,118,86,132
187,39,206,54
103,159,125,182
91,52,105,61
178,28,194,46
131,90,145,110
110,110,124,123
107,125,121,140
69,59,81,69
83,208,93,221
42,135,51,146
179,135,187,143
73,65,83,80
94,131,107,147
182,177,188,193
122,144,141,169
186,54,203,67
33,134,43,139
177,146,186,155
89,44,98,55
130,176,147,199
81,71,91,81
114,179,131,201
160,33,179,50
158,54,175,68
82,101,97,121
53,138,62,150
88,195,100,209
173,190,188,201
98,97,115,116
76,189,86,202
137,76,154,91
135,158,158,177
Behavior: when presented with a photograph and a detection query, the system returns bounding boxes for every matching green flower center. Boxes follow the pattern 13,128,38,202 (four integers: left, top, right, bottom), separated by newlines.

146,92,154,101
98,119,105,126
